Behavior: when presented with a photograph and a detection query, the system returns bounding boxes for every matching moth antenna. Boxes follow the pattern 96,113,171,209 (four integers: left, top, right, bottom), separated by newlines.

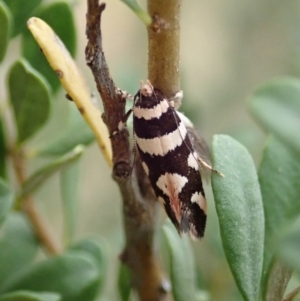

196,156,224,177
126,94,134,101
190,139,224,177
169,102,194,153
168,97,224,177
115,87,134,103
146,79,154,91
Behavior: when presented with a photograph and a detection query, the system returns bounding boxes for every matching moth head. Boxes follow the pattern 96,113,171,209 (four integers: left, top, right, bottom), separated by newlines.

140,80,154,97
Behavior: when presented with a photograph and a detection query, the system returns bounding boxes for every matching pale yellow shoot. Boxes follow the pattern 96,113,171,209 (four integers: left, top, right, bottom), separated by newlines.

27,17,112,166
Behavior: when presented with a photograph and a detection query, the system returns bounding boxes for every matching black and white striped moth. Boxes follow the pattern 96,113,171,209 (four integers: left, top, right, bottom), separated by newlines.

132,82,219,239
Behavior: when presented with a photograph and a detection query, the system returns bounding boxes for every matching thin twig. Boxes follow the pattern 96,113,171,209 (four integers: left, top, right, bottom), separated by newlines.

11,150,61,255
85,1,171,301
283,286,300,301
22,197,61,254
266,260,292,301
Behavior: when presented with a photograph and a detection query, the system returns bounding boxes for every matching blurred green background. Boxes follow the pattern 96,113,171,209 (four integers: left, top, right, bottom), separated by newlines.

1,0,300,300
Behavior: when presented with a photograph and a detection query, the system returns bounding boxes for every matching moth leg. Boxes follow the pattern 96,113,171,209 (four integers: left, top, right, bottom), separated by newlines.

115,87,133,100
109,108,133,138
169,90,183,110
115,87,133,125
197,155,224,177
122,108,133,125
109,88,134,137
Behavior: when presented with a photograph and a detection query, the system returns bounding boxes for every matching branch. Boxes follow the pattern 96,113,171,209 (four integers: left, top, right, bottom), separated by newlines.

266,260,292,301
148,0,182,97
85,1,171,300
11,150,61,255
283,286,300,301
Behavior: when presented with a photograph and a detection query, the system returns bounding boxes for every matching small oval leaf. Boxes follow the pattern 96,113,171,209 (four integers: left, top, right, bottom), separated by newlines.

0,178,13,226
211,135,264,301
0,213,38,289
22,2,76,92
161,219,196,301
0,1,11,62
26,18,112,165
2,0,42,36
16,145,84,205
258,137,300,299
0,252,101,301
0,291,61,301
69,237,108,295
8,59,51,144
249,77,300,156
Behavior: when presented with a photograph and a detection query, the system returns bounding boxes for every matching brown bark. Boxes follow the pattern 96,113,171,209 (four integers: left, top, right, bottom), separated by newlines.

85,2,171,300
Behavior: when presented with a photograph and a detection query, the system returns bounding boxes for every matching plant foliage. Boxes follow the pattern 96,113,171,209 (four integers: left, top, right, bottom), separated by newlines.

0,1,299,301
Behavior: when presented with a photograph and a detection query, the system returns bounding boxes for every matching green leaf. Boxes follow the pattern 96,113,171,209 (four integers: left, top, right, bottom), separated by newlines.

8,59,51,145
161,219,196,301
69,237,108,295
277,217,300,275
0,291,61,301
60,161,79,245
119,0,151,25
0,1,11,62
0,179,13,227
2,0,42,37
117,263,131,301
16,146,84,205
22,2,76,92
0,117,7,178
258,137,300,299
211,135,264,301
37,106,95,157
0,213,38,289
249,77,300,157
0,252,101,301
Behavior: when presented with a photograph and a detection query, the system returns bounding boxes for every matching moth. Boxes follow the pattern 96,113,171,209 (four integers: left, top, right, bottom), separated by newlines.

129,81,221,239
113,81,223,239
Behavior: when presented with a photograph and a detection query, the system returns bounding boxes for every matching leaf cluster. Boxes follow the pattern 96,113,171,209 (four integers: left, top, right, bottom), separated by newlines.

210,78,300,301
0,1,105,301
